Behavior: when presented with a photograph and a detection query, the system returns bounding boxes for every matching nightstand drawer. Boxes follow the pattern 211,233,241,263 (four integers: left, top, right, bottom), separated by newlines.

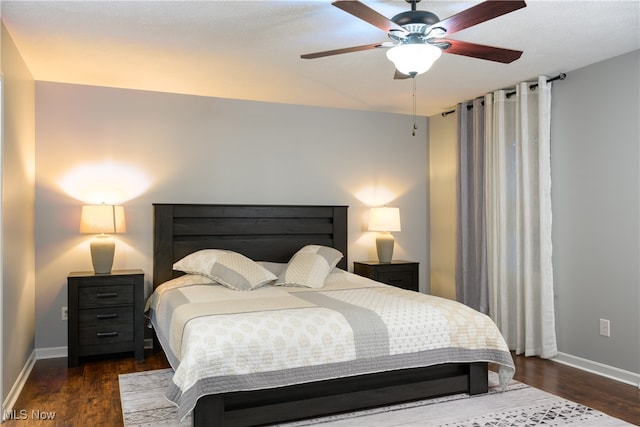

79,323,134,346
79,285,134,308
376,270,415,290
353,261,419,292
79,306,133,327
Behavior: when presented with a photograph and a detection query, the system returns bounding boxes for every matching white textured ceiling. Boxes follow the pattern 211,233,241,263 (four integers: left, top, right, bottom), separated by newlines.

2,1,639,116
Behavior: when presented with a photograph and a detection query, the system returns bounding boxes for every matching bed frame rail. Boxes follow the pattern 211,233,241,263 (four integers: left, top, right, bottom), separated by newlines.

193,363,488,426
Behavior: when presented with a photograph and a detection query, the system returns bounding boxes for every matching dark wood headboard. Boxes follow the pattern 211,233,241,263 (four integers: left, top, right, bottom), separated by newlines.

153,204,348,287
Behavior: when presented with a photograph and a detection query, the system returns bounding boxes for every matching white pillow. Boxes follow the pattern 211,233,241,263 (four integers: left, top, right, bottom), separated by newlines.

173,249,277,291
275,245,344,288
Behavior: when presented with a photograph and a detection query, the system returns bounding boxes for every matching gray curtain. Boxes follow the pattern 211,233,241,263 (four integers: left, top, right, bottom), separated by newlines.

455,98,488,313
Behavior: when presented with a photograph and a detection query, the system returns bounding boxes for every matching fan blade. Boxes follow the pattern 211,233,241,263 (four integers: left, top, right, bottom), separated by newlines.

439,39,522,63
301,43,382,59
437,1,526,36
332,0,407,34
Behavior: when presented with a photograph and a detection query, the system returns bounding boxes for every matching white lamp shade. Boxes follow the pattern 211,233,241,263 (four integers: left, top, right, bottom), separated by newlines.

368,207,401,232
386,43,442,76
80,205,126,234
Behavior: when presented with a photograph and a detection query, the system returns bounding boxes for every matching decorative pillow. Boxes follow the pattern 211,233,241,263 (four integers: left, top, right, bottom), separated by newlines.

256,261,287,277
173,249,277,291
275,245,344,288
163,273,216,288
173,249,226,277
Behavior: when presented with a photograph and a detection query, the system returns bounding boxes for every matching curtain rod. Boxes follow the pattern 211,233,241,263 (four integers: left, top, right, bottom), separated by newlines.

440,73,566,117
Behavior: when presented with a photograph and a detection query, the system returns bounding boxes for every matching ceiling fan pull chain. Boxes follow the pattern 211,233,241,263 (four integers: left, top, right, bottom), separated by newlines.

412,76,417,136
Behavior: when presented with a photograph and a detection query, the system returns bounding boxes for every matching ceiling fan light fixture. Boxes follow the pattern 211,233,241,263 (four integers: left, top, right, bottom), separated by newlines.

386,43,442,76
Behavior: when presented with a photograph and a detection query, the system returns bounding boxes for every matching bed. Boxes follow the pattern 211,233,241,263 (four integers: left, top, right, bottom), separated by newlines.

149,203,514,426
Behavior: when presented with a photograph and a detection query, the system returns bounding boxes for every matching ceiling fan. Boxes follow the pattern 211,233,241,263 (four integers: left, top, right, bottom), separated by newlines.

301,0,527,78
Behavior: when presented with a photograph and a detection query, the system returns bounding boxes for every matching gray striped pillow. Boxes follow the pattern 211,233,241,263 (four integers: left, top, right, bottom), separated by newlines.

173,249,277,291
275,245,343,288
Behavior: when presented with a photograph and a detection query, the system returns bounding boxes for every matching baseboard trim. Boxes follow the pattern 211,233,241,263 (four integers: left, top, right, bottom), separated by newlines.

33,341,154,362
2,350,36,421
35,346,67,359
35,339,153,359
553,352,640,388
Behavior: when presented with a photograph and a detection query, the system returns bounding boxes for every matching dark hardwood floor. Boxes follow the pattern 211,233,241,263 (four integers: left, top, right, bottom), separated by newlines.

508,355,639,425
3,350,170,427
4,351,639,426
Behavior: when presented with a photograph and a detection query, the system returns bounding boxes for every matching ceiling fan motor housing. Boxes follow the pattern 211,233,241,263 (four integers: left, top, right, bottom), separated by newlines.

391,10,440,27
389,10,443,45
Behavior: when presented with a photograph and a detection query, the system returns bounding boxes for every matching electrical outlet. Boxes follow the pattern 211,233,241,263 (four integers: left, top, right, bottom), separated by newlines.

62,306,68,321
599,318,610,337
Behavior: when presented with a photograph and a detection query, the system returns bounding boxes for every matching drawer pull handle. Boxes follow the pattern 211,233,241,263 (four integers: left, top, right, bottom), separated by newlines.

96,313,118,320
96,292,118,298
96,332,118,338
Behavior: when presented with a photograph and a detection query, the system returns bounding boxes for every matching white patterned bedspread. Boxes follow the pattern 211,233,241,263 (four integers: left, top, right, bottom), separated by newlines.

147,269,515,420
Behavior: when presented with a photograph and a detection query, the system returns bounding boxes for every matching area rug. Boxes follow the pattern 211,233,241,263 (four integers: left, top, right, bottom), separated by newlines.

119,369,632,426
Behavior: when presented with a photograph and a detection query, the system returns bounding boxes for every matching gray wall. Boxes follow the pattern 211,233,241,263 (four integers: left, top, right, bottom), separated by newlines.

1,22,36,406
551,50,639,375
34,82,429,350
428,50,640,379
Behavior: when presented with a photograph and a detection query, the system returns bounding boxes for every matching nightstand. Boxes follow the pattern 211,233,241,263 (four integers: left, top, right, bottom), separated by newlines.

353,261,419,292
67,269,145,367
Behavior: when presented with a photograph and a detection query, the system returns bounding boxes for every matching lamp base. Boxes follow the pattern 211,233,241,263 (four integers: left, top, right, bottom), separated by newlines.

375,233,395,263
90,235,115,274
